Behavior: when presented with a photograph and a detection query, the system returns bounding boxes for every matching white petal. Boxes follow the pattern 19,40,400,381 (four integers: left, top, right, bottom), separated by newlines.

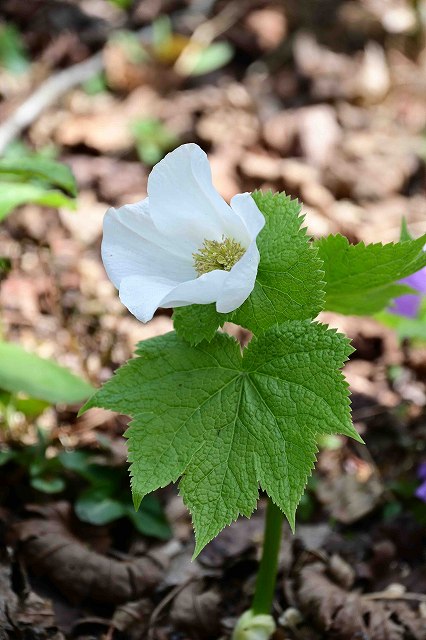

119,270,229,322
161,269,229,308
108,198,188,257
148,144,249,253
102,202,194,290
216,241,260,313
230,192,265,240
118,275,177,323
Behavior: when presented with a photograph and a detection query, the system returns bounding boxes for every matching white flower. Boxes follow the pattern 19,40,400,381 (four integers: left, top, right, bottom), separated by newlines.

102,144,265,323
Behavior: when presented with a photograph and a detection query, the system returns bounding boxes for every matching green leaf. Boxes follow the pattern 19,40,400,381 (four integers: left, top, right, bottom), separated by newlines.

75,488,128,525
0,392,49,421
0,449,15,466
400,218,413,242
83,325,360,555
376,310,426,342
187,42,234,76
107,0,133,7
316,234,426,316
0,182,76,221
0,257,12,280
83,72,107,95
233,192,325,332
0,24,29,74
11,395,50,418
127,495,171,540
75,485,171,539
0,342,94,404
173,303,226,346
110,30,148,64
152,15,172,50
132,118,178,166
0,157,77,220
58,450,92,472
174,192,325,343
0,157,77,196
30,476,65,494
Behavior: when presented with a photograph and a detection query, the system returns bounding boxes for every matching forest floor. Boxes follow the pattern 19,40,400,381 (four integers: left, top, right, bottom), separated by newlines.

0,1,426,639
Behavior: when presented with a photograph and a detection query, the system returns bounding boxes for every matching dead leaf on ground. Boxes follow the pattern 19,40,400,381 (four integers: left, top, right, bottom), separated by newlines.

198,507,265,569
13,503,167,605
111,598,153,637
197,105,259,149
298,105,342,168
59,190,107,245
103,39,154,92
293,32,357,101
316,471,384,524
170,581,221,637
64,155,147,204
0,556,63,639
262,111,299,155
54,86,164,153
244,7,287,52
296,558,426,640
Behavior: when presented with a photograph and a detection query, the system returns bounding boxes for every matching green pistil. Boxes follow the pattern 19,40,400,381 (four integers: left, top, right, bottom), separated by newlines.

193,236,246,276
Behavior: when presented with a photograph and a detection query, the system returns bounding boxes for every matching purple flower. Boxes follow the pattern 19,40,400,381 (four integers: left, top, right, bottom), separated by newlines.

415,462,426,502
390,266,426,319
418,463,426,480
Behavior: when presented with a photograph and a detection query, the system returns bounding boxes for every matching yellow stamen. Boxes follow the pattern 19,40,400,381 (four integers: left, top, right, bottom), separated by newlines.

193,236,246,276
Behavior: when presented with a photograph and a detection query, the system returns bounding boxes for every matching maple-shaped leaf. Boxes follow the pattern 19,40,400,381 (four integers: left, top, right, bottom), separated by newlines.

82,322,360,555
174,191,324,344
173,302,221,345
316,233,426,316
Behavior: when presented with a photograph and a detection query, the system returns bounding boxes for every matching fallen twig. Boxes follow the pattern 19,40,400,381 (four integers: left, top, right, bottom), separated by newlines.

0,52,103,155
363,591,426,603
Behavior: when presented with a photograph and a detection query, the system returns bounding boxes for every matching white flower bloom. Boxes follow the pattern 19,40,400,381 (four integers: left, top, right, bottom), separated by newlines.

102,144,265,323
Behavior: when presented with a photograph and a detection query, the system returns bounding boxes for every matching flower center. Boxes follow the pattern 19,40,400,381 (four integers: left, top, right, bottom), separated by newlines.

193,236,246,276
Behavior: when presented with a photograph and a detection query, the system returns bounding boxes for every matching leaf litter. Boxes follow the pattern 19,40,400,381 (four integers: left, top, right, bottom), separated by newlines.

1,0,426,638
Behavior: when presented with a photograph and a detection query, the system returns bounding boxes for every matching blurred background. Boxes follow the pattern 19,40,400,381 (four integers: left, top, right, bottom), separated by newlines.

0,1,426,639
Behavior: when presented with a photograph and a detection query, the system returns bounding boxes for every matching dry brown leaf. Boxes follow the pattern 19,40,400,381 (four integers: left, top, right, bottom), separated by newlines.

297,559,425,640
245,7,287,51
328,553,356,590
197,106,259,148
356,42,391,103
111,598,153,636
55,86,164,153
59,190,107,245
64,155,147,204
58,110,134,153
0,558,63,639
316,472,384,524
209,147,242,202
14,503,166,605
170,581,221,637
293,32,357,101
103,40,153,92
197,507,265,569
263,111,298,155
300,182,335,210
298,105,342,168
240,151,284,181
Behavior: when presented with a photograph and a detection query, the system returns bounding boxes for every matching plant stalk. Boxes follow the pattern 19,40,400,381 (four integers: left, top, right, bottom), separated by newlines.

251,497,284,616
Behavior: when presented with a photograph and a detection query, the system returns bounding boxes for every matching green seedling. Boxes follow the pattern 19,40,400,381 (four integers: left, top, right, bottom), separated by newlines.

131,118,179,166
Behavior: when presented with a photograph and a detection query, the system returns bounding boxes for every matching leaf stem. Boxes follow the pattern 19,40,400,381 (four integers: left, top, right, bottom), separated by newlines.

251,497,284,616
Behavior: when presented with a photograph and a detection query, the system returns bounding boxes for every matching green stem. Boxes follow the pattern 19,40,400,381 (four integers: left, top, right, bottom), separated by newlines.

251,497,284,616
